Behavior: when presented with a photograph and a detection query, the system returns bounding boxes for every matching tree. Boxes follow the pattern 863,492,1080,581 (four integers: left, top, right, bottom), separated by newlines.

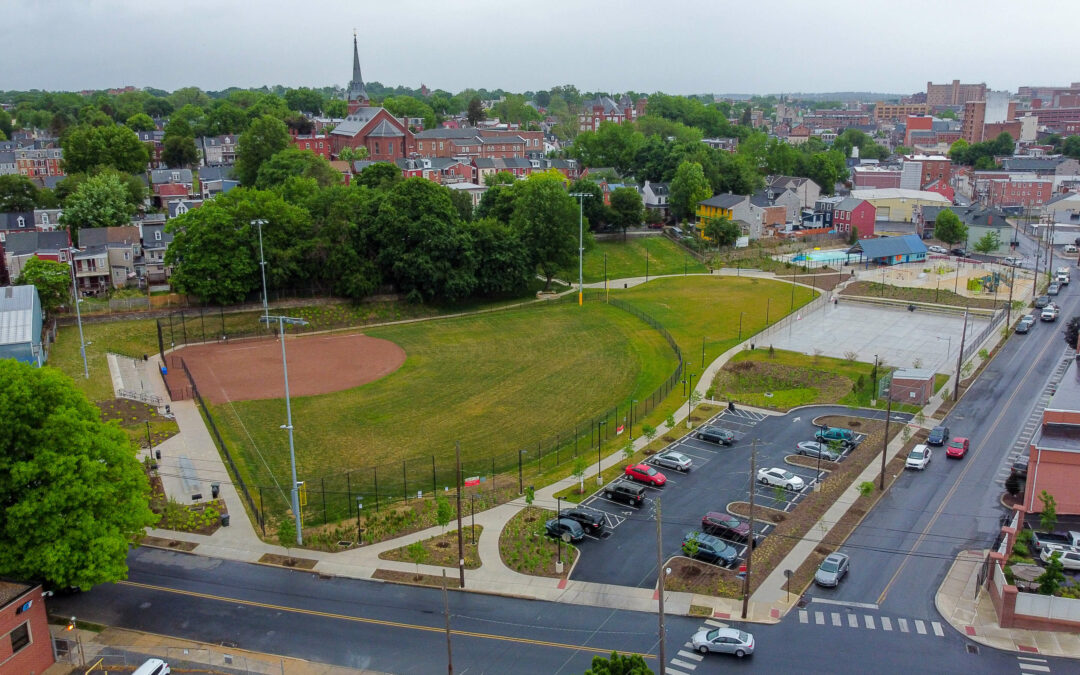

60,172,137,236
0,108,11,139
466,96,485,126
641,424,657,446
0,360,156,589
255,148,341,190
1039,490,1058,532
848,226,859,245
1036,551,1066,596
57,169,146,210
14,258,72,316
1064,315,1080,349
465,218,531,296
1063,136,1080,160
435,494,453,532
509,175,579,290
324,99,348,118
681,531,700,559
162,134,199,168
284,87,325,116
702,215,741,248
609,187,643,232
973,230,1002,254
405,540,428,580
276,517,297,563
0,174,40,211
235,114,291,186
60,123,149,175
1004,471,1023,497
583,651,651,674
571,457,588,494
124,113,156,131
933,209,968,246
353,162,401,191
668,161,712,221
338,146,369,163
447,187,474,223
894,145,912,156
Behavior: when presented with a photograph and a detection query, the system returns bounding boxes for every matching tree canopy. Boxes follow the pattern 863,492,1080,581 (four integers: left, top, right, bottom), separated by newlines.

14,258,72,316
0,360,156,589
256,148,341,190
0,174,41,212
60,172,138,236
933,210,968,246
669,161,712,221
510,174,580,290
235,114,292,186
60,123,149,175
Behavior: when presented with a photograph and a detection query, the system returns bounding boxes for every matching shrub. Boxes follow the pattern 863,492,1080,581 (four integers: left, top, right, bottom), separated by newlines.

1012,542,1030,559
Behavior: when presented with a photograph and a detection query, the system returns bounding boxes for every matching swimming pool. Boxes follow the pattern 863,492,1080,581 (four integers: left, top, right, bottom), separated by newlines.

791,249,858,264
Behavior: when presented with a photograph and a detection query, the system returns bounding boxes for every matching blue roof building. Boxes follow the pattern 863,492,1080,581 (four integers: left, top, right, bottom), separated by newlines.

846,234,928,266
0,285,45,366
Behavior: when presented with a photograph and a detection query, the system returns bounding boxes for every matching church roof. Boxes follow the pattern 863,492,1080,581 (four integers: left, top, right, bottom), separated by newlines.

367,119,404,138
331,107,385,137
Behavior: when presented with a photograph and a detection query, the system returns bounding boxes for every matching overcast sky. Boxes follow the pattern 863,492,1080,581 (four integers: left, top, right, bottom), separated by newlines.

7,0,1079,97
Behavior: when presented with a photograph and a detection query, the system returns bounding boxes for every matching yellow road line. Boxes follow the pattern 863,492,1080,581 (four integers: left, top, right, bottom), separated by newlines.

118,580,654,659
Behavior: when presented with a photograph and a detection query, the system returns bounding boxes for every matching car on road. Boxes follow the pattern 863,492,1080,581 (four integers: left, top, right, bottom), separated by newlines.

928,245,948,254
1041,544,1080,570
815,426,856,445
927,425,950,446
682,532,738,566
1003,256,1024,267
795,441,840,461
1011,458,1029,479
950,247,967,257
1035,295,1051,308
624,463,666,486
757,467,805,491
691,627,755,658
652,450,692,472
696,426,735,445
946,437,970,459
1065,244,1079,254
1015,315,1036,333
701,512,751,541
603,481,646,506
559,507,605,535
814,552,850,587
905,444,932,470
544,517,586,542
1048,281,1061,295
1041,304,1060,321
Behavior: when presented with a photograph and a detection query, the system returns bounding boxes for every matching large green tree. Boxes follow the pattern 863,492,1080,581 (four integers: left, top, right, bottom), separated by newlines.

934,209,968,247
60,172,137,237
255,148,341,190
162,134,199,168
14,258,73,316
235,115,292,186
0,174,40,212
510,174,579,290
124,113,156,132
702,215,742,248
284,87,325,116
668,161,712,221
566,178,605,229
0,360,156,590
60,123,149,175
466,96,485,126
466,217,532,296
609,186,644,230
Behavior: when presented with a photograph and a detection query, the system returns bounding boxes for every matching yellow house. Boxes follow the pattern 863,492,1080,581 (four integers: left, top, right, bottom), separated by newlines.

850,188,951,222
696,194,742,222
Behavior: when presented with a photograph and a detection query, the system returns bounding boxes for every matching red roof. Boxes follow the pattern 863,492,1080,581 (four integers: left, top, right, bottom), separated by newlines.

155,183,189,197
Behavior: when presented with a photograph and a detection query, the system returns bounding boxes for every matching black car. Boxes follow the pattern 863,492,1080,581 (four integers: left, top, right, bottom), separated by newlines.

544,517,585,542
682,532,738,566
927,425,949,446
950,248,967,257
603,481,646,506
1035,295,1051,309
696,426,735,445
559,507,605,535
1010,459,1029,480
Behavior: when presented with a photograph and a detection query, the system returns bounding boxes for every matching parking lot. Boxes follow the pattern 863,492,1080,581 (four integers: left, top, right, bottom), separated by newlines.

567,405,882,589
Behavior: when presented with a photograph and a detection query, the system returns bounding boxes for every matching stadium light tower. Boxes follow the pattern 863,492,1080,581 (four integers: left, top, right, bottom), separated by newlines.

252,219,269,326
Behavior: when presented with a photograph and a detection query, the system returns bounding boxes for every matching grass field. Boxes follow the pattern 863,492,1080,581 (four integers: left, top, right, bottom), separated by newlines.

565,236,707,283
49,318,161,402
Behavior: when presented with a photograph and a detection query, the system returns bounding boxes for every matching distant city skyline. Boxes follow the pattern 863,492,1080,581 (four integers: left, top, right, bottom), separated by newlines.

7,0,1079,98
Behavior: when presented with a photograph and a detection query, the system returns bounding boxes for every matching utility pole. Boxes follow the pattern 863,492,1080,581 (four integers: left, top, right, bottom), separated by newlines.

742,441,757,619
954,305,969,401
570,192,592,306
880,392,892,490
656,497,667,675
1006,265,1015,329
455,441,465,588
442,570,453,675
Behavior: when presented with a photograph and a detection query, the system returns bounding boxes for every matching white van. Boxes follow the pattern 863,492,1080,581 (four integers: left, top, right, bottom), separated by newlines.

133,659,170,675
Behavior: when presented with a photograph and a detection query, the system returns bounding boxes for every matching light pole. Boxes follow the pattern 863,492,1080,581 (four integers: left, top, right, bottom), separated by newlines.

570,192,592,306
262,314,310,545
629,399,639,437
69,248,89,379
936,335,952,363
252,219,270,326
685,373,696,428
596,420,607,484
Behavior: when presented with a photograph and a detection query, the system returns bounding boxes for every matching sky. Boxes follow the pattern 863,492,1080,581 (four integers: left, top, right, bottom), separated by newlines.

7,0,1080,97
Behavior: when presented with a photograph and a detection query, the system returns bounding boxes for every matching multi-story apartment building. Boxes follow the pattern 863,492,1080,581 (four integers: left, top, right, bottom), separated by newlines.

926,80,987,107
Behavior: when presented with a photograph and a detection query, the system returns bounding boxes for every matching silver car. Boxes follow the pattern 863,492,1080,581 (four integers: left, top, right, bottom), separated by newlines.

652,450,692,472
814,552,850,587
795,441,840,461
691,627,755,657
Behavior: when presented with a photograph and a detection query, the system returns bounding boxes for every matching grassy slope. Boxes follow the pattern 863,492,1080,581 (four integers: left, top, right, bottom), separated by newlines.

567,236,707,283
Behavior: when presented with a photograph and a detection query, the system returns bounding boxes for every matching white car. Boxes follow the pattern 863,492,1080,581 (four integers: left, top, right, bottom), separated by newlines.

905,444,932,470
757,467,805,491
1041,544,1080,570
928,245,948,254
1041,304,1060,322
1065,245,1078,254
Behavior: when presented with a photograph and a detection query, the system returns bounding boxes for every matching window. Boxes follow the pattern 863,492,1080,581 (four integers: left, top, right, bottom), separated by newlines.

155,231,162,241
42,213,49,225
9,621,30,654
375,142,380,155
388,142,393,155
16,216,25,228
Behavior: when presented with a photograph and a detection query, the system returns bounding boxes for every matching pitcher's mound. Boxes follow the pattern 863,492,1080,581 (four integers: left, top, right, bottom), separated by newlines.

179,333,405,404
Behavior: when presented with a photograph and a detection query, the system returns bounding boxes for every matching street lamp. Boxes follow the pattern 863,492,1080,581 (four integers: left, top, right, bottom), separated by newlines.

596,420,607,484
570,193,593,307
252,219,269,326
629,399,638,437
261,314,310,545
685,373,696,429
936,335,952,363
68,247,89,379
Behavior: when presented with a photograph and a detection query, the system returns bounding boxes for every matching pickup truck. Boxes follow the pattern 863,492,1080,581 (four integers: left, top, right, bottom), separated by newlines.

1031,529,1080,552
1041,304,1060,321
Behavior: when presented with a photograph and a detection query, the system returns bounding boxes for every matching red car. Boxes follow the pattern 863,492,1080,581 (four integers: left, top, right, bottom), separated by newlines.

625,463,666,486
946,437,969,459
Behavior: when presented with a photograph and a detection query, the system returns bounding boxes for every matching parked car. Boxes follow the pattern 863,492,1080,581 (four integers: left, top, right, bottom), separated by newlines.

1035,295,1051,308
757,467,805,491
1003,256,1023,267
814,552,850,587
1041,304,1060,322
950,247,967,257
652,450,692,472
559,507,605,535
927,425,950,446
625,463,667,486
946,437,970,459
1040,544,1080,570
544,517,586,542
701,512,751,541
1065,244,1079,254
815,426,856,445
795,441,840,461
1010,458,1029,480
905,444,932,470
1015,315,1036,333
603,481,646,505
134,660,171,675
928,245,948,254
1048,281,1061,295
647,221,665,230
1031,530,1080,552
692,627,755,658
696,426,736,445
682,531,738,566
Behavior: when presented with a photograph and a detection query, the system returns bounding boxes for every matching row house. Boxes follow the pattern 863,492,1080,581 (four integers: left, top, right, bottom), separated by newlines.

199,135,238,165
1,230,72,284
140,223,174,285
167,199,203,219
0,151,16,175
577,95,647,133
394,157,472,184
641,181,670,216
15,147,64,178
833,197,877,238
197,165,239,198
474,156,533,183
330,107,415,162
480,128,544,154
0,208,62,240
292,133,332,159
768,176,821,210
988,177,1053,209
413,128,527,160
137,130,166,169
703,137,739,153
77,226,142,292
149,168,196,208
446,182,486,210
902,154,952,190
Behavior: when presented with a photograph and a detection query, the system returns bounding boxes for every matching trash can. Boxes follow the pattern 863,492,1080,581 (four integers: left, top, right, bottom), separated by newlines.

220,513,230,527
155,449,161,460
211,483,220,499
728,401,736,412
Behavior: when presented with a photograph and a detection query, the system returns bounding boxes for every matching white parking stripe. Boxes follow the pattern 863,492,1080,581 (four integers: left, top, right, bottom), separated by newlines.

677,650,703,662
1018,664,1050,672
670,658,696,669
704,619,728,628
664,668,691,675
815,611,824,625
881,616,892,631
864,615,875,629
798,610,808,623
915,619,927,634
932,621,944,636
898,618,909,632
847,613,859,628
831,612,841,626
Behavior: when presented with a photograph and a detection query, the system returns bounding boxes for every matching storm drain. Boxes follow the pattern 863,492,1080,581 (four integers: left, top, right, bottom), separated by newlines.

966,644,979,655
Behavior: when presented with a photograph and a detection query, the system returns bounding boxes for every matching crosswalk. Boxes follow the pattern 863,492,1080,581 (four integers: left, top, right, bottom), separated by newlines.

665,618,724,674
1018,655,1051,673
797,609,945,637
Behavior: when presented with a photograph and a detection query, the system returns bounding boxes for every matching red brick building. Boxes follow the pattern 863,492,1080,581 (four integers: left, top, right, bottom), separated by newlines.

15,148,63,178
904,115,934,146
833,197,876,237
903,154,951,189
852,167,901,190
329,108,415,162
577,95,647,133
988,177,1052,208
0,581,53,675
926,80,986,107
292,134,332,159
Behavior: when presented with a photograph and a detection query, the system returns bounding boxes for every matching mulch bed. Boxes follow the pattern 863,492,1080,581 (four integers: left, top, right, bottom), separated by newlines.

257,552,319,570
664,556,742,598
785,455,838,472
839,280,1001,309
378,526,483,569
373,568,464,589
139,535,198,552
148,474,225,535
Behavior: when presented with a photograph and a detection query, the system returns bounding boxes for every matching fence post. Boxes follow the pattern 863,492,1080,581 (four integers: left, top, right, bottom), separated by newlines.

180,310,187,345
432,456,437,493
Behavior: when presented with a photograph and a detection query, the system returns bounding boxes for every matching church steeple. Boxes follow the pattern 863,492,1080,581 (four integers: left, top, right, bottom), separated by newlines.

346,31,369,113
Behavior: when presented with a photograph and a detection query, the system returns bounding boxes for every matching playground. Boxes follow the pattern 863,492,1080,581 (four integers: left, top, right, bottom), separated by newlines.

867,259,1035,302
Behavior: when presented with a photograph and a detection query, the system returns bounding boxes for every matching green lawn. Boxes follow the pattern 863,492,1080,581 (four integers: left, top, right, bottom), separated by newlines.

48,318,161,402
565,236,707,283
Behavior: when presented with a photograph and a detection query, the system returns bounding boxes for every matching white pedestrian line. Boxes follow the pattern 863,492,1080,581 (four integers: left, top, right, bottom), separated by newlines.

831,612,841,626
798,610,808,623
898,618,909,632
677,651,703,662
704,619,728,628
932,621,944,636
881,616,892,631
847,613,859,628
664,668,692,675
815,611,825,625
1017,657,1048,663
864,615,876,629
670,659,697,670
1018,664,1050,673
915,619,927,634
810,597,880,610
